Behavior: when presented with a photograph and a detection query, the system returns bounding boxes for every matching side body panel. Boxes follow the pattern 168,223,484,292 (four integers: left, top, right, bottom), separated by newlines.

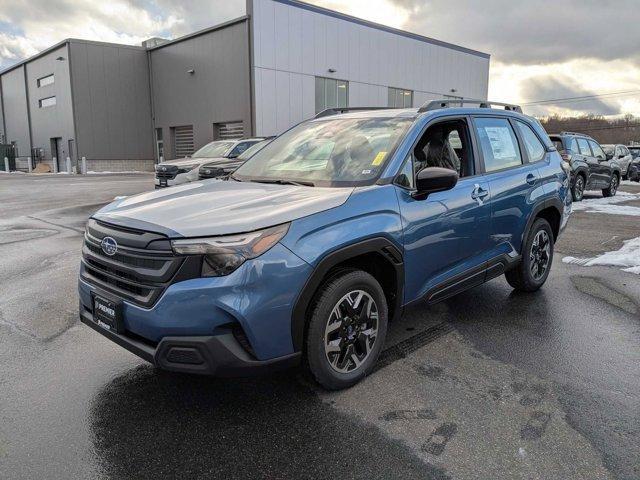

395,177,491,304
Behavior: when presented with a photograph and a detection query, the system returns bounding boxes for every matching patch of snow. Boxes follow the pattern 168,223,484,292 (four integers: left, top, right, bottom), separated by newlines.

563,236,640,274
572,191,640,215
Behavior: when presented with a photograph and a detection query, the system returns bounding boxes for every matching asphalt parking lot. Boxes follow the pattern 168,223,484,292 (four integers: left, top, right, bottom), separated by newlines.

1,173,639,480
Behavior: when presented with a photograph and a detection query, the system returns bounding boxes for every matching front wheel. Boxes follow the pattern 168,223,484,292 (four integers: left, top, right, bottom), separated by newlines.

505,218,554,292
305,269,388,390
602,174,619,197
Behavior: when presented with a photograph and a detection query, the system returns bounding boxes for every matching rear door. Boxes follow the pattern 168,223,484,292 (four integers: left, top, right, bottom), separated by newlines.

472,116,543,258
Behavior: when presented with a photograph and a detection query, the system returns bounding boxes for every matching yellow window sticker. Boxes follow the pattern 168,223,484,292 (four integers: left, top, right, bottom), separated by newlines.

372,151,387,166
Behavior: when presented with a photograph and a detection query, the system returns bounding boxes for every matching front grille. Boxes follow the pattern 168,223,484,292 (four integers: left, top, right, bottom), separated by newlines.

81,219,200,307
155,165,179,179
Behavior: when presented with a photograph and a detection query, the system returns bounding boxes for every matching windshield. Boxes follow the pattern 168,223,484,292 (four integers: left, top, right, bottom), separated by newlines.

237,139,271,161
233,117,412,186
192,141,235,158
629,147,640,158
602,145,615,155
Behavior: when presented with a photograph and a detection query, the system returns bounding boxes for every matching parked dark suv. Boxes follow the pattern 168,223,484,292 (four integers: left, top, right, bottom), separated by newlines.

549,132,621,201
627,145,640,182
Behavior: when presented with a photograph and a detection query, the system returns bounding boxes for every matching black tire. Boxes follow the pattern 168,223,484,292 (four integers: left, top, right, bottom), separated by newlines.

602,173,619,197
505,218,554,292
571,174,585,202
305,269,388,390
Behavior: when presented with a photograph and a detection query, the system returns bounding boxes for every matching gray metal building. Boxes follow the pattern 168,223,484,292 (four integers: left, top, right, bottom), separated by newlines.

0,0,490,172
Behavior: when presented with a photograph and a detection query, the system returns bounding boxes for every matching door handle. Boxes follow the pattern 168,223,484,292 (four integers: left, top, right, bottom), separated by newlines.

471,184,489,202
526,173,538,185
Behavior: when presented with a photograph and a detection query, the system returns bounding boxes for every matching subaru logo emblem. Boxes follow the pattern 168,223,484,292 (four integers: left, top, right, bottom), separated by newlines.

101,236,118,256
161,166,166,171
204,170,210,174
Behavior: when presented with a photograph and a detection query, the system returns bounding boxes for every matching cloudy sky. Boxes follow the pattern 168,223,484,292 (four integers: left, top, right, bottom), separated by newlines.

1,0,638,117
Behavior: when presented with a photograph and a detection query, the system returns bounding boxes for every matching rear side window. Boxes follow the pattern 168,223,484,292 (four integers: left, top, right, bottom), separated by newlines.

589,141,606,160
515,121,545,162
577,138,592,156
474,117,523,172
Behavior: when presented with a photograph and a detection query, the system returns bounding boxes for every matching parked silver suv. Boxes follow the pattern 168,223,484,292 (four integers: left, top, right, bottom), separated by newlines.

602,144,633,180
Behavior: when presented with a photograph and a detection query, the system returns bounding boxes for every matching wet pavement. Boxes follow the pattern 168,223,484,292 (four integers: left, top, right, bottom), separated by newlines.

0,174,639,479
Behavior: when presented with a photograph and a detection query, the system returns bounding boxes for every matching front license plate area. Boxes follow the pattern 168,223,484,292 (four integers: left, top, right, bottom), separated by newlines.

160,178,168,187
93,295,123,333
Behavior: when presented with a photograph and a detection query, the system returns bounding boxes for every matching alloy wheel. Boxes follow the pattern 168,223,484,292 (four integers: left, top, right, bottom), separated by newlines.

530,230,551,281
324,290,378,374
610,176,618,195
574,176,584,200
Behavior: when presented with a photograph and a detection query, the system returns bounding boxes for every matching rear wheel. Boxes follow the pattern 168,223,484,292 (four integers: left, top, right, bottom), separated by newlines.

305,269,388,390
602,174,619,197
505,218,554,292
571,174,585,202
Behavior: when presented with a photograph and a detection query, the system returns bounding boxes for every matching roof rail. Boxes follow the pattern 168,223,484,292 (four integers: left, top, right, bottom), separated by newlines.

559,131,590,137
314,107,395,119
418,98,522,114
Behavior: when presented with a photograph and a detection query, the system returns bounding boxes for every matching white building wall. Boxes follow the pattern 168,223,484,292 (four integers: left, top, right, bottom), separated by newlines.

250,0,490,136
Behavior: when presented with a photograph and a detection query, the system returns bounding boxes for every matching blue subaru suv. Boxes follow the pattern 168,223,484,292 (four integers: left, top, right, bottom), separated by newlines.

79,100,571,390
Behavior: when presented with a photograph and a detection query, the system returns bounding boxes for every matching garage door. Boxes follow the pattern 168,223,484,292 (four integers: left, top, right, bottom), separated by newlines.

215,122,244,140
173,125,194,158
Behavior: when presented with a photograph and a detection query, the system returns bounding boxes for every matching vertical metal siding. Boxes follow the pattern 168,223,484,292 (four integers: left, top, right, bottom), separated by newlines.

0,67,31,156
69,42,154,162
150,20,252,160
251,0,490,137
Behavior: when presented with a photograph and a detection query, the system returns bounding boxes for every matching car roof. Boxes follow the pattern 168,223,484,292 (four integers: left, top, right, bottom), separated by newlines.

309,106,539,123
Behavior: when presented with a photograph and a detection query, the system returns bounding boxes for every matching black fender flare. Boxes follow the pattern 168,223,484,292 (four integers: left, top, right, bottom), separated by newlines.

521,197,564,250
290,237,404,352
571,166,588,186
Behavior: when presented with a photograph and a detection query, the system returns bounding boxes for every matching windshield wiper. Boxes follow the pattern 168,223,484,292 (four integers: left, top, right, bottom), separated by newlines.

250,179,315,187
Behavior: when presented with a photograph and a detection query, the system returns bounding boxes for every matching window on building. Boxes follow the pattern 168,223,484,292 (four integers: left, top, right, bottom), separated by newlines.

388,87,413,108
315,77,348,113
515,121,545,163
474,117,523,172
37,74,54,87
38,96,56,108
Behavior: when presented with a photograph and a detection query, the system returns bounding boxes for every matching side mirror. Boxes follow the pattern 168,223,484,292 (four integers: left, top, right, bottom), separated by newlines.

605,153,613,161
618,154,625,159
414,167,458,198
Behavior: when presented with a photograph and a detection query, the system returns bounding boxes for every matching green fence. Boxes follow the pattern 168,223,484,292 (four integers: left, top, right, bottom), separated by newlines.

0,144,16,171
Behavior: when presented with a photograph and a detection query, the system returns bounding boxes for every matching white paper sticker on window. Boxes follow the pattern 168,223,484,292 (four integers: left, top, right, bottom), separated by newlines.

485,126,516,160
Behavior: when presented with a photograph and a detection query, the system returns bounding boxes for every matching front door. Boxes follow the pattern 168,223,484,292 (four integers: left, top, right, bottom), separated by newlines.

395,117,492,304
397,176,492,303
576,137,599,187
589,140,611,186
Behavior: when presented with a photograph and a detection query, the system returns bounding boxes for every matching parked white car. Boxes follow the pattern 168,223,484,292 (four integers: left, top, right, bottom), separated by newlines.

602,144,633,179
155,138,265,188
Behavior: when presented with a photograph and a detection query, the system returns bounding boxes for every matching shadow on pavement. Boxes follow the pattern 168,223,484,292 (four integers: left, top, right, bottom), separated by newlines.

90,365,449,480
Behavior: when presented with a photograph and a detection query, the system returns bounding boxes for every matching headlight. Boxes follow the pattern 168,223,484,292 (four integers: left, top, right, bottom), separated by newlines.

171,223,290,277
177,165,198,174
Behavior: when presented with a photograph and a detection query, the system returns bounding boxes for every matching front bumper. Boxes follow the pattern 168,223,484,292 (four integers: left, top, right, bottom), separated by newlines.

154,170,198,188
79,242,312,375
80,306,300,376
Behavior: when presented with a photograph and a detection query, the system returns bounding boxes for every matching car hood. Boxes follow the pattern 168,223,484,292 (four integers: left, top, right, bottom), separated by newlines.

93,180,354,237
158,157,226,169
200,158,243,171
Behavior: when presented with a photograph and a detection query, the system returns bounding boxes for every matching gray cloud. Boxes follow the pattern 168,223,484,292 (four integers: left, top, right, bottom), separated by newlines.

390,0,640,65
520,75,621,116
